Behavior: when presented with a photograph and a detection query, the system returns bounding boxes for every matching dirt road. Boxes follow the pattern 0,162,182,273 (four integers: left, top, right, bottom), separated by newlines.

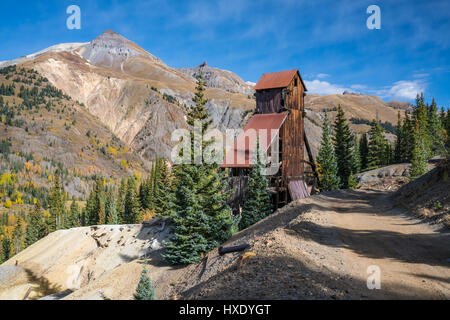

172,190,450,300
316,190,449,299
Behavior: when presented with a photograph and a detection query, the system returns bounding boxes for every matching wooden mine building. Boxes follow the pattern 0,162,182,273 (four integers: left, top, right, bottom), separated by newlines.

222,69,318,212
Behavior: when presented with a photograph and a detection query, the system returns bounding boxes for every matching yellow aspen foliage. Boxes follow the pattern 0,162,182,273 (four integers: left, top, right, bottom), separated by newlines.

13,191,23,204
8,213,16,226
120,159,129,169
4,199,12,209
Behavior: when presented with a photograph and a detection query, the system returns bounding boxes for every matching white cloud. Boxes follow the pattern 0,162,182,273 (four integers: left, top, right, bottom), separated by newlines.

304,79,349,95
245,81,256,87
316,73,330,79
388,80,425,100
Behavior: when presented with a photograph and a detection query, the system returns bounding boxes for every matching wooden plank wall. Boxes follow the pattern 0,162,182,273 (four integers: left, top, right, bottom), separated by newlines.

281,72,304,183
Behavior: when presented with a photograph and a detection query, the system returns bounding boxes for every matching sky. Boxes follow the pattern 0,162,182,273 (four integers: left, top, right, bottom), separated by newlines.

0,0,449,108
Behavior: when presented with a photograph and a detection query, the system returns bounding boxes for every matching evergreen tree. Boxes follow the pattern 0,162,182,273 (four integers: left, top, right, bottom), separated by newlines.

163,75,234,265
347,173,358,190
445,109,450,136
48,175,66,231
12,218,25,254
317,113,340,191
1,235,11,262
239,138,272,230
105,191,118,224
367,120,385,170
154,159,175,218
116,178,127,224
351,134,361,174
332,105,354,188
427,98,445,157
412,93,431,159
133,266,156,300
402,111,414,162
68,200,81,228
124,177,142,224
139,177,152,211
25,201,43,246
411,122,428,179
394,111,404,163
439,107,446,129
84,178,106,226
359,132,369,170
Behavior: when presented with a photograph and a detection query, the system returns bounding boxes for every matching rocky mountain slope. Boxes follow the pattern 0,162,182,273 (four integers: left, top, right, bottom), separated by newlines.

1,31,254,160
0,30,412,161
0,65,147,201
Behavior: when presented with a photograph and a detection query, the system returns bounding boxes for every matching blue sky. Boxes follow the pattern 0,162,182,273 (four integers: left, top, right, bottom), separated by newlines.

0,0,449,107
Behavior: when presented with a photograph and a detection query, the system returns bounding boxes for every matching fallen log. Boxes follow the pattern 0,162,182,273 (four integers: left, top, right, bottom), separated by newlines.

218,243,250,255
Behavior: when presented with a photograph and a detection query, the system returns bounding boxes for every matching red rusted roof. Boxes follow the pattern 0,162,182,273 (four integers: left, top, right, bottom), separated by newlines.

253,69,294,90
222,112,288,168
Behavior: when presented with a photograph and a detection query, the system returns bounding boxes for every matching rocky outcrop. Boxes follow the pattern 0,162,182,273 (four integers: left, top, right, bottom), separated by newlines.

178,62,255,96
0,220,172,300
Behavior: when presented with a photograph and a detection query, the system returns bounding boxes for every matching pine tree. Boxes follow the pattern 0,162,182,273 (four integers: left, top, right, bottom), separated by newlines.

439,107,446,129
402,111,414,162
84,178,106,226
116,178,127,224
359,132,369,170
351,134,361,175
154,159,175,218
1,235,11,262
317,113,340,191
133,266,156,300
163,75,234,265
427,98,445,157
412,93,431,159
348,173,358,190
97,200,106,225
48,175,66,231
105,190,118,224
333,105,354,188
239,138,272,230
13,218,25,254
367,120,385,170
445,110,450,136
411,122,428,179
124,177,142,224
25,201,43,246
394,111,404,163
68,200,80,228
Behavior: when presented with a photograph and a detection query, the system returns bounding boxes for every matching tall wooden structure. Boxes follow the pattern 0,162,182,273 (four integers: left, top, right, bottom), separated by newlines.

222,69,318,211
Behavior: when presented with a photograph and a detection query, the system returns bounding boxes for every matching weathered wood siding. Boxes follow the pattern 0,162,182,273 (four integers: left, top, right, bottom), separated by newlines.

281,72,304,180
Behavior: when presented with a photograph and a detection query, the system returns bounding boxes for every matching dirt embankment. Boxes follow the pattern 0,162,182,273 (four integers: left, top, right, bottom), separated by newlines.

394,160,450,228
